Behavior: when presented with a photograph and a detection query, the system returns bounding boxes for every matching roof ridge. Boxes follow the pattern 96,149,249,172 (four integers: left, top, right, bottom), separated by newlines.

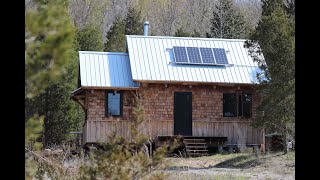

126,35,247,42
79,51,128,55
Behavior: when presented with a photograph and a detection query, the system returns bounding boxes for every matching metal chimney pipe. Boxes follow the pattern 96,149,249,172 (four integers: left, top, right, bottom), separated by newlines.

144,21,149,36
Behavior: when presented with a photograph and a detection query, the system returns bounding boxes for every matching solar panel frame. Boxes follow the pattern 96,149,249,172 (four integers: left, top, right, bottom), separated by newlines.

186,47,202,64
213,48,229,64
173,46,189,63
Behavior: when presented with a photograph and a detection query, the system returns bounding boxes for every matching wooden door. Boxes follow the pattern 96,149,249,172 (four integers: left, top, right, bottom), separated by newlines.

174,92,192,136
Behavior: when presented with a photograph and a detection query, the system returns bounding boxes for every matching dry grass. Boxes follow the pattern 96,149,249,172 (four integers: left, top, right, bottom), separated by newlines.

25,144,84,179
164,151,295,180
26,144,295,180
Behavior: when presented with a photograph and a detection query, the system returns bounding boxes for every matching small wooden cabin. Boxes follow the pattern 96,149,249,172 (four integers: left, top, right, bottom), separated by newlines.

71,32,265,153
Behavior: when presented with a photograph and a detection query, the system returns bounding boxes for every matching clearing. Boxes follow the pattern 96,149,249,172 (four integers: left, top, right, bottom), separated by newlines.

163,151,295,180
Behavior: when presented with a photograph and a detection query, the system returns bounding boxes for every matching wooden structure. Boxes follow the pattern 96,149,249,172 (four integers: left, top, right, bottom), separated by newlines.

72,84,265,154
71,30,265,155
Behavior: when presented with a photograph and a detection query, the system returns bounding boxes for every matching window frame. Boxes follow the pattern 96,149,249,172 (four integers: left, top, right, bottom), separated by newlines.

105,90,123,117
223,92,252,118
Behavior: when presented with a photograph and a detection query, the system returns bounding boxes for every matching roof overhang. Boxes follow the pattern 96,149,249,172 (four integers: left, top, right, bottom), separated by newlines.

71,86,140,99
133,79,257,86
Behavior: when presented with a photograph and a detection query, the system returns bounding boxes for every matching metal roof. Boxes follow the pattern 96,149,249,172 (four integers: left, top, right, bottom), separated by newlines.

126,35,261,84
79,51,138,88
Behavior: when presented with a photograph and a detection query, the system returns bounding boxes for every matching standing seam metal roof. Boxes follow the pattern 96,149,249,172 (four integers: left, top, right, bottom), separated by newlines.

126,35,261,84
79,51,138,88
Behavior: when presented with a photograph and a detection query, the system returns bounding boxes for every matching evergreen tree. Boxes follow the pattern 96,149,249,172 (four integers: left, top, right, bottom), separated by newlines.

209,0,251,39
104,17,126,52
174,27,201,37
26,22,106,146
245,0,295,144
26,60,84,146
104,6,143,52
25,0,77,178
125,6,144,35
25,0,76,148
25,0,76,99
76,25,104,51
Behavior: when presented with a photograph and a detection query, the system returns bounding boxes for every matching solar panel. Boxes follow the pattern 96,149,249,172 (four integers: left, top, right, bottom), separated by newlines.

213,48,228,64
186,47,202,64
172,46,228,66
173,46,188,63
200,47,215,64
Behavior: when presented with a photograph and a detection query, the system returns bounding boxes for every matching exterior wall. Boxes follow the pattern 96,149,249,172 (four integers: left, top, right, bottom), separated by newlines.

83,83,264,146
86,90,136,121
140,83,258,122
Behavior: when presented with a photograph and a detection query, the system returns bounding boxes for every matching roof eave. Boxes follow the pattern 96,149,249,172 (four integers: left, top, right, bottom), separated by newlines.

132,79,259,86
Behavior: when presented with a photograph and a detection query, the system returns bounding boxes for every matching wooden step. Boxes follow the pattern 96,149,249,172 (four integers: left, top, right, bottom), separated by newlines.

188,153,209,156
183,139,205,141
186,146,207,148
187,149,208,152
184,142,207,145
184,138,209,157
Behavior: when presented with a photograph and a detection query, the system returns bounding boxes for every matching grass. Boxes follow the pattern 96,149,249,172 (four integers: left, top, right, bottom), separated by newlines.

165,172,250,180
26,143,295,180
214,154,264,168
165,152,262,169
164,151,295,179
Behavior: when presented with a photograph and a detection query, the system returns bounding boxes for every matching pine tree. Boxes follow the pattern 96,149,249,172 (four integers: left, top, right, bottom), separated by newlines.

174,27,201,37
76,25,104,51
104,17,126,52
104,6,143,52
25,0,77,178
125,6,144,35
245,0,295,145
25,0,76,99
209,0,251,39
26,60,84,146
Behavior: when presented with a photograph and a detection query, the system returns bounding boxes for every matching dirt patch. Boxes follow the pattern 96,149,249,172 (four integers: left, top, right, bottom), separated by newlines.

164,151,295,179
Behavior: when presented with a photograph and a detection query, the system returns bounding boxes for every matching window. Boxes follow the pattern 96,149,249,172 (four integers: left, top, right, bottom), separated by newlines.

223,93,252,118
105,90,123,116
241,93,252,117
223,93,237,117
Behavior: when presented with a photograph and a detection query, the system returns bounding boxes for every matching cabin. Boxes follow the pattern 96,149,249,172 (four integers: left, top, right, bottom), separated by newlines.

71,22,265,156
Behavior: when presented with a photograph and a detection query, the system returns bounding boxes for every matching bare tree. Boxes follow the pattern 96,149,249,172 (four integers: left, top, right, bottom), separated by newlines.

178,0,213,37
235,0,262,29
68,0,103,29
101,0,131,41
209,0,251,39
145,0,182,36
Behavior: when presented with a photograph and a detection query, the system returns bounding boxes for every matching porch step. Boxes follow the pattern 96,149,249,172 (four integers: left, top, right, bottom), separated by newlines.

188,152,209,156
185,143,207,145
186,146,207,148
183,138,209,157
186,149,208,152
184,139,206,142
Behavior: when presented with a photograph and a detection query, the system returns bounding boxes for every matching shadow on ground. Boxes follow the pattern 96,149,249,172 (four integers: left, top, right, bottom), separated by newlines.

213,155,265,169
166,154,266,172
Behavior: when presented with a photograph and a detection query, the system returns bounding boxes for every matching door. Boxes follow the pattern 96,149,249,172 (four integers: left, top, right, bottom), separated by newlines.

174,92,192,136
